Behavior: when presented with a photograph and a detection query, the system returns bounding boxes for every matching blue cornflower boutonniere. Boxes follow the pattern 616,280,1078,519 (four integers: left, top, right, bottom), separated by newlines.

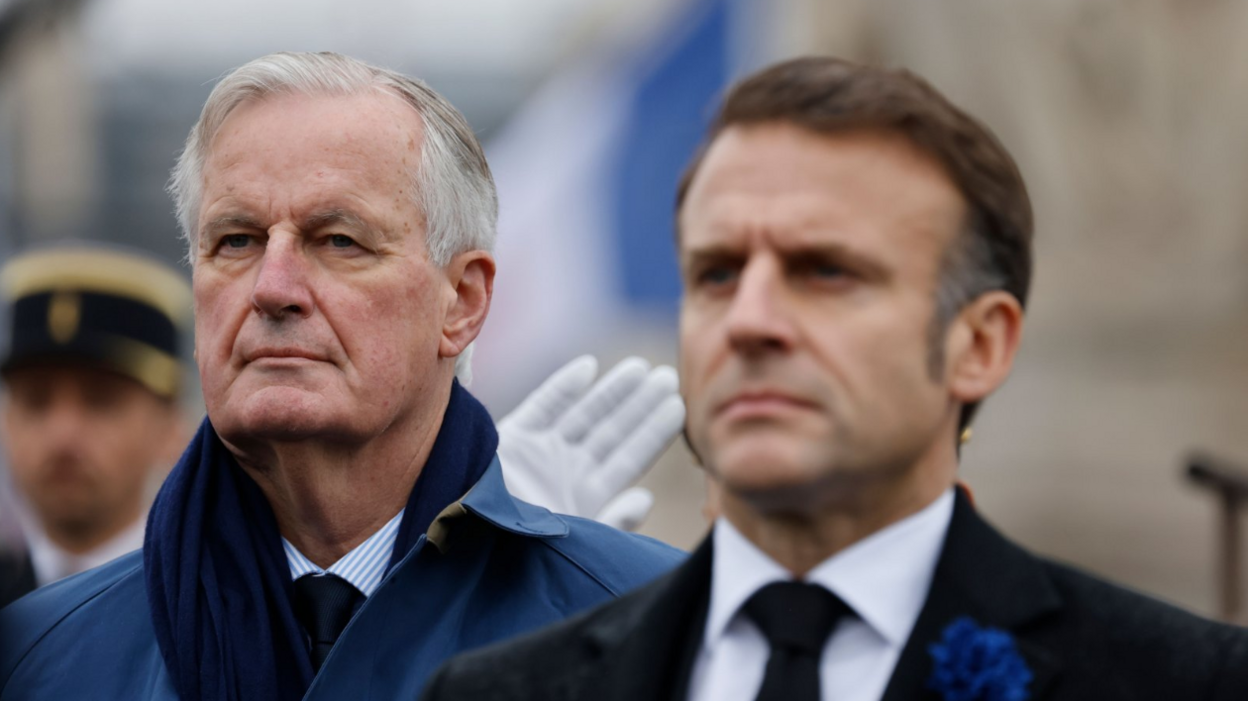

927,617,1033,701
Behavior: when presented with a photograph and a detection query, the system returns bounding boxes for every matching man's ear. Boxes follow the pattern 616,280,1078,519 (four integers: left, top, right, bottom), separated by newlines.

439,250,495,359
944,290,1023,404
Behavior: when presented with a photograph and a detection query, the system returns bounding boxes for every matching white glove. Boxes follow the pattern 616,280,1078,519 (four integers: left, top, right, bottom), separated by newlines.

497,355,685,531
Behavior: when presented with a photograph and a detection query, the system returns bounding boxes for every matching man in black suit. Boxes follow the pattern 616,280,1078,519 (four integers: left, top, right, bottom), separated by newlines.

420,57,1248,701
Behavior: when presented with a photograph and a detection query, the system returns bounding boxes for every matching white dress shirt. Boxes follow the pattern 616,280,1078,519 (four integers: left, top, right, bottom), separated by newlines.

21,510,147,587
283,508,404,597
687,489,955,701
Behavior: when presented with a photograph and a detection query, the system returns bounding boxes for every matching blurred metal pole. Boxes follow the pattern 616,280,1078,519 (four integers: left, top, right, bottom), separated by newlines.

1186,453,1248,622
1220,489,1242,619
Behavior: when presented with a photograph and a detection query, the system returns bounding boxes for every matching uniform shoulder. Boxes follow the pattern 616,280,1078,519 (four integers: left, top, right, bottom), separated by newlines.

540,515,685,596
0,551,145,679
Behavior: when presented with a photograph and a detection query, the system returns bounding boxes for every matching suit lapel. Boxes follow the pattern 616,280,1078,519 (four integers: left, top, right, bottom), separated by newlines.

881,490,1063,701
565,492,1066,701
580,534,713,701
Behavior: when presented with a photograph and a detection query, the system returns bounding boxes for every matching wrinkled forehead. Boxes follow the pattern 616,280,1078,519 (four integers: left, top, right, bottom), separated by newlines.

191,92,428,251
678,124,967,265
204,90,424,173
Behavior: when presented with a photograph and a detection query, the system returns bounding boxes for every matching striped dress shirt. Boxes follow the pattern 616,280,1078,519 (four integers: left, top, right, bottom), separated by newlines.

283,509,404,597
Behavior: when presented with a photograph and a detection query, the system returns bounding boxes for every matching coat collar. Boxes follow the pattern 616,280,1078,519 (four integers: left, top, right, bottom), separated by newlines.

881,487,1064,700
426,456,569,551
304,457,570,699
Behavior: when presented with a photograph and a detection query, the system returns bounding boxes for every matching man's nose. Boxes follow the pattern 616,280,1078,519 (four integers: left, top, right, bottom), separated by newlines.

251,234,315,319
725,258,795,355
43,397,87,449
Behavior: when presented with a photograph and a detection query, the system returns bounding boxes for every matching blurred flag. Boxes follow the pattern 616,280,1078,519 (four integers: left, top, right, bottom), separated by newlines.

475,0,762,411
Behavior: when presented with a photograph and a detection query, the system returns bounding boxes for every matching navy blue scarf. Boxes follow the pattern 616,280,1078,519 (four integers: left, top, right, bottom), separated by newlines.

145,381,498,701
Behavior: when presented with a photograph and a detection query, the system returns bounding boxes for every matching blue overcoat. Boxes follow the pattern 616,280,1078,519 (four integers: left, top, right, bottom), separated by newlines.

0,459,684,700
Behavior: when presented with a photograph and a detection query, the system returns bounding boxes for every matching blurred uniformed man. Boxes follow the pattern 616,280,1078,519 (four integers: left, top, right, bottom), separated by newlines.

0,244,190,606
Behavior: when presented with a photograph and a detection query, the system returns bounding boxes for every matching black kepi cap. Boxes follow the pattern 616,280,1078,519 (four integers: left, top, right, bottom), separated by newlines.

1,244,191,399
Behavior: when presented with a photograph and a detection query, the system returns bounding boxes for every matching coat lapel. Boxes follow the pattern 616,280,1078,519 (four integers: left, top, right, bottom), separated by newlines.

579,534,713,701
881,490,1063,701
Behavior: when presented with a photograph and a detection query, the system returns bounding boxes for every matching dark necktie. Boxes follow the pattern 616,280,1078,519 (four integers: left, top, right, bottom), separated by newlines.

744,581,851,701
293,574,363,673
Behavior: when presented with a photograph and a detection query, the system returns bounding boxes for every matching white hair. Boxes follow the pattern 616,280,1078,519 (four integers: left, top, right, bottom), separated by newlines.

169,51,495,382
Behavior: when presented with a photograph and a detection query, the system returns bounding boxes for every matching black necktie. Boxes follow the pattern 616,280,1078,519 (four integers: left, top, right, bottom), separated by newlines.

293,574,363,673
744,581,851,701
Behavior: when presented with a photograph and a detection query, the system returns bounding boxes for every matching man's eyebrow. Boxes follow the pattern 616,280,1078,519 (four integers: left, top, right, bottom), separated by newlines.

683,240,889,278
680,243,743,274
775,241,891,281
682,243,740,263
202,214,264,236
301,209,370,232
788,240,884,266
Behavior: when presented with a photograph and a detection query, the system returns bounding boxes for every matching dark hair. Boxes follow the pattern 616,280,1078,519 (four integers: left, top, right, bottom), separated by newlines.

677,56,1034,432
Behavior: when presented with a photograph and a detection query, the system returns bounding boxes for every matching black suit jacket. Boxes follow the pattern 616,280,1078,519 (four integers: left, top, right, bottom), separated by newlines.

421,491,1248,700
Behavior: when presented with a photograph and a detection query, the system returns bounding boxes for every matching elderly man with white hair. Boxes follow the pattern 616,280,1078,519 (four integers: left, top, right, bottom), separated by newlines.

0,52,684,701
